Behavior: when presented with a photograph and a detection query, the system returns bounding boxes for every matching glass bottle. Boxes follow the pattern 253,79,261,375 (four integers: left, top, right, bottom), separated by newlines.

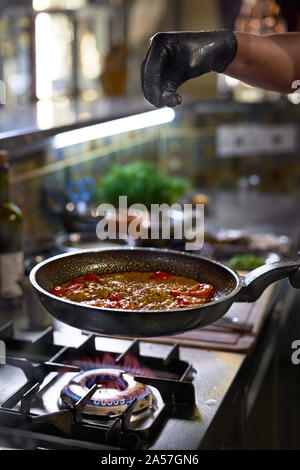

0,150,24,299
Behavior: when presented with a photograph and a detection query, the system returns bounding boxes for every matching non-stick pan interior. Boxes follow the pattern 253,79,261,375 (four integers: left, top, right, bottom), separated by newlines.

33,248,238,300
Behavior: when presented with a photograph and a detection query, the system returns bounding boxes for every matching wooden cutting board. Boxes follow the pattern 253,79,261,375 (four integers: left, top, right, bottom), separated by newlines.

141,285,277,354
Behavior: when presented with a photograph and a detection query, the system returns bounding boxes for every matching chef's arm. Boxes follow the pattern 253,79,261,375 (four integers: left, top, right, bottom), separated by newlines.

141,30,300,108
226,32,300,94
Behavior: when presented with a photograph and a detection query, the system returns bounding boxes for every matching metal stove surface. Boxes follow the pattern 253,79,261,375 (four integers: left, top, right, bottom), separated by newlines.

0,322,245,450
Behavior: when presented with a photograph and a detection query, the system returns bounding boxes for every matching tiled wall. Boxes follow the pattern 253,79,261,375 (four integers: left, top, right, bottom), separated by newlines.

160,101,300,192
8,101,300,237
9,126,161,236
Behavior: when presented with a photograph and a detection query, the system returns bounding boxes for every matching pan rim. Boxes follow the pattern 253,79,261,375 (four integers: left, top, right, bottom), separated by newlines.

29,247,243,314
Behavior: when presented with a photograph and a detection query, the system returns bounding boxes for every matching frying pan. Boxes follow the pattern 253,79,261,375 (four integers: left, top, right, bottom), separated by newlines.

29,248,300,338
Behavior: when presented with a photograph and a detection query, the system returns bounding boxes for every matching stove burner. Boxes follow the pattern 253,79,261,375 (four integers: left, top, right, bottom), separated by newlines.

60,368,153,417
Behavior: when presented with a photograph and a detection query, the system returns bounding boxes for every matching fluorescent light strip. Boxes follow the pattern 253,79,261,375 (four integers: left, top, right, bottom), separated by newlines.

53,108,176,149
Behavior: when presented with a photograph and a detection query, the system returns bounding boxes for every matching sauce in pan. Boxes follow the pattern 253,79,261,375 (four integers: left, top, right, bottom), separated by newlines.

50,271,214,311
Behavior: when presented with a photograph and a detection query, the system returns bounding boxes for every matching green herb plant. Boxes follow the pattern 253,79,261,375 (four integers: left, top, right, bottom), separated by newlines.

96,161,191,210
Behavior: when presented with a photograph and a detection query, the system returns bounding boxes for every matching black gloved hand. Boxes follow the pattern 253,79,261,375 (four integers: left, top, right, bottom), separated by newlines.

141,30,238,108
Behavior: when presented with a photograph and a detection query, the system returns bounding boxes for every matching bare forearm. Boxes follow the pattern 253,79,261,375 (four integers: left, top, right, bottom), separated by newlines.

226,32,300,93
141,30,300,108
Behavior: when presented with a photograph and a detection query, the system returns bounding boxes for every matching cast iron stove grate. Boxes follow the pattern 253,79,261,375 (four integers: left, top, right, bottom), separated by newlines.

0,322,196,450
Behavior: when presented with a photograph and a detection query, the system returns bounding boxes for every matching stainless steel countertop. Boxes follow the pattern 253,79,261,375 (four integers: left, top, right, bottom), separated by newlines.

204,190,300,246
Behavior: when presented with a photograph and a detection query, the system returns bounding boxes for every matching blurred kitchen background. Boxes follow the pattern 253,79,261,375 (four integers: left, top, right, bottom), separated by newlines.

1,0,300,450
0,0,299,243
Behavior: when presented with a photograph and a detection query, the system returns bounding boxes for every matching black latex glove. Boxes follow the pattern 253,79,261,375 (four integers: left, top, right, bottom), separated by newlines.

141,30,238,108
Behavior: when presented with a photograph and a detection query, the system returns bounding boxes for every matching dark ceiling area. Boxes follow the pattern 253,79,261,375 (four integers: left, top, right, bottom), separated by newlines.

219,0,300,31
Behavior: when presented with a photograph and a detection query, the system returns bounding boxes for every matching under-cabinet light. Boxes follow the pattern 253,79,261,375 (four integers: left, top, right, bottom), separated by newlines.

53,108,176,149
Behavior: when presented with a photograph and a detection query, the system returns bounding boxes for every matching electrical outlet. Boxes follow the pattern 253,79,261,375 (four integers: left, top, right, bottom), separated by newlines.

261,125,298,154
216,124,255,156
216,124,298,157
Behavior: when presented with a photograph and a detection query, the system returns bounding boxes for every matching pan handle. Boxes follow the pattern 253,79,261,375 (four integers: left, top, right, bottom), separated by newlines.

235,258,300,303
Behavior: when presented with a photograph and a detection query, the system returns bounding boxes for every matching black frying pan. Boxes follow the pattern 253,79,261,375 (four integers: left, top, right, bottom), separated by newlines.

29,248,300,338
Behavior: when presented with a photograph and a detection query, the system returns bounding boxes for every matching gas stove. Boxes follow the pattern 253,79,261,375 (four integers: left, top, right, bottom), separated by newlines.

0,320,244,450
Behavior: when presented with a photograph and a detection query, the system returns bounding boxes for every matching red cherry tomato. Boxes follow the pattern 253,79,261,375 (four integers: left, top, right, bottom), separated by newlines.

170,289,184,298
151,271,170,281
108,292,124,301
106,301,122,309
50,286,65,297
188,283,214,300
83,274,101,282
71,277,86,284
176,296,191,306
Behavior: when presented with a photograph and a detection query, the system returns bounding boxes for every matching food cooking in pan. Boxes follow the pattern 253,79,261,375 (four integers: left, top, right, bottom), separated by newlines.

50,271,215,311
